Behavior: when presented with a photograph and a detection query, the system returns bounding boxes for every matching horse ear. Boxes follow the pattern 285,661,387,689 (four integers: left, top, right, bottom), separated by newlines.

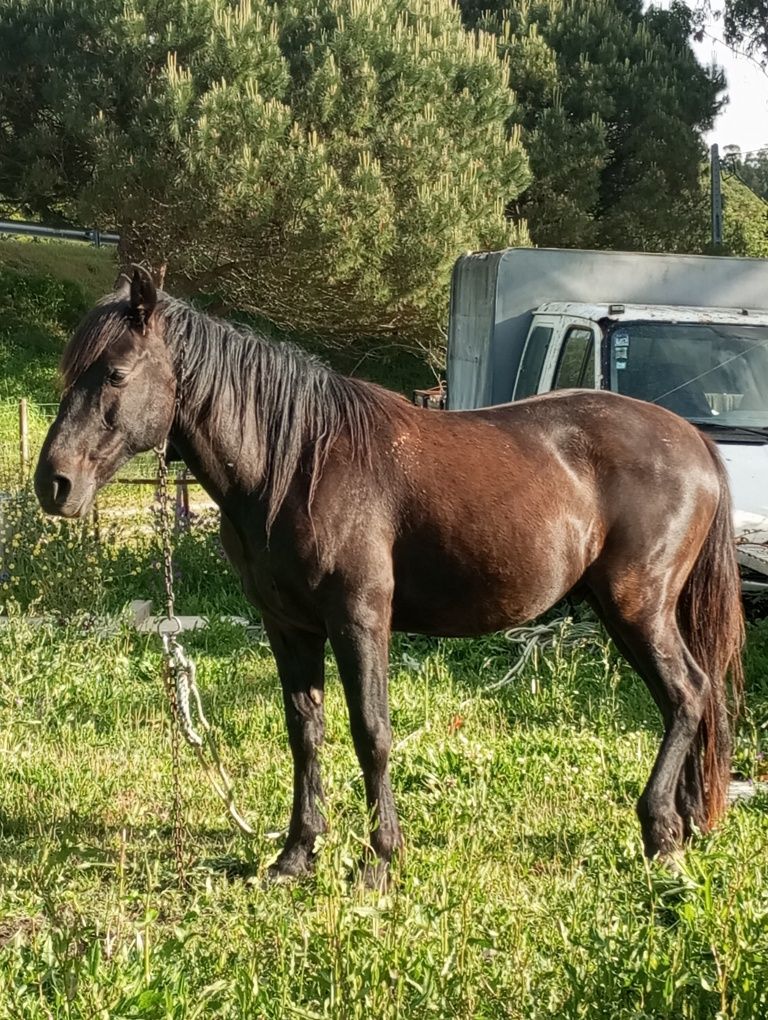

114,271,131,294
128,265,157,333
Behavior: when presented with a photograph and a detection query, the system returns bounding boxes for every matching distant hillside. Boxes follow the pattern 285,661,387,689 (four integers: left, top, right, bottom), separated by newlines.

0,237,117,300
0,239,117,402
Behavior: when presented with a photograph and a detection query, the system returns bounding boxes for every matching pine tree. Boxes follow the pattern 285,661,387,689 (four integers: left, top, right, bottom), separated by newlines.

0,1,121,224
0,0,530,347
459,0,722,253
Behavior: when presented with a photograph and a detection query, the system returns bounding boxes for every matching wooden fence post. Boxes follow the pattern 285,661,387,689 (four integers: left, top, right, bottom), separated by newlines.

174,469,191,532
181,469,190,519
92,500,101,549
18,398,29,480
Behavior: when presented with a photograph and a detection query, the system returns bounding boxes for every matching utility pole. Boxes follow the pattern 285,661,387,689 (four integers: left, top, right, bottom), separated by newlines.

711,143,723,250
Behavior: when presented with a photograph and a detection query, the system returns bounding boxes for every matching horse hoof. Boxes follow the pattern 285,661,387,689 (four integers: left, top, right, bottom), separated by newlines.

656,847,686,875
640,807,685,860
266,846,315,884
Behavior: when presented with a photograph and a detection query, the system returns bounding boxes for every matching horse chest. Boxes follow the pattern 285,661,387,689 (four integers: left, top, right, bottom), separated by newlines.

219,513,319,627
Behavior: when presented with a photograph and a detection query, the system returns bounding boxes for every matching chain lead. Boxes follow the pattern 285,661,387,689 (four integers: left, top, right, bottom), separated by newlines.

154,442,255,888
155,442,188,888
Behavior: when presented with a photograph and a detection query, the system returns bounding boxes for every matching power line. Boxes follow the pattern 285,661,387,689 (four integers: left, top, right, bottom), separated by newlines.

697,26,768,80
722,147,768,160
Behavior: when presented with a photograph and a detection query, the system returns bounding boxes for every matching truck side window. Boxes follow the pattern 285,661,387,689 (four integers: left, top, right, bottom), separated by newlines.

515,326,554,398
554,327,595,389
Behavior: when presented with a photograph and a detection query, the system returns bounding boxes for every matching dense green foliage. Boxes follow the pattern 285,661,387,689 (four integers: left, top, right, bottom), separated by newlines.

459,0,724,252
718,149,768,258
0,0,529,345
725,147,768,202
2,0,747,349
722,175,768,258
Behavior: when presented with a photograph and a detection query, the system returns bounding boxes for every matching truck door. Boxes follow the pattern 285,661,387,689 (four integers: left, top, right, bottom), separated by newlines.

534,324,603,391
514,319,600,398
513,319,557,398
549,326,598,390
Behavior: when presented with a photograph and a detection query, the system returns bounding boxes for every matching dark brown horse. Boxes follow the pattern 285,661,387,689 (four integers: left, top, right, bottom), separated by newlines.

35,267,744,883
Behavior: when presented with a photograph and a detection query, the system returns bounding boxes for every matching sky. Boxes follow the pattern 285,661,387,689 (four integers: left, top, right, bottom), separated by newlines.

652,0,768,157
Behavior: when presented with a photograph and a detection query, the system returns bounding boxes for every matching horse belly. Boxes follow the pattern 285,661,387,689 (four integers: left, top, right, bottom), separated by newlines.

391,526,588,638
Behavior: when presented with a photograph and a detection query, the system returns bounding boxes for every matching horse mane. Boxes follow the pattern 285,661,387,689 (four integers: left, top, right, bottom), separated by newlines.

62,292,400,527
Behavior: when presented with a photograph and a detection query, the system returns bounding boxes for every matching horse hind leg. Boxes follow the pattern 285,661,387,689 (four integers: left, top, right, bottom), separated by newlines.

596,607,706,840
677,752,706,838
635,632,710,858
596,596,711,858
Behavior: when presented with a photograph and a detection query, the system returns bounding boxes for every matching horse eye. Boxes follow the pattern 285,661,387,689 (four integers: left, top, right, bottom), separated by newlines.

107,368,127,386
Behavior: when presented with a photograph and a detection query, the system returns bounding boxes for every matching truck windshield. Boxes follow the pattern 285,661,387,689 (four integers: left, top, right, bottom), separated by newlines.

609,322,768,429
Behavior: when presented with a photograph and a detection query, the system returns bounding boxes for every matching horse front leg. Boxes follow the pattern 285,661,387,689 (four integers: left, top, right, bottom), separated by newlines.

328,597,402,888
263,614,327,880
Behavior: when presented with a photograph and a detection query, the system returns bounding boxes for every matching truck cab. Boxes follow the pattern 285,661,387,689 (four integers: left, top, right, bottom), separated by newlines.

516,302,768,416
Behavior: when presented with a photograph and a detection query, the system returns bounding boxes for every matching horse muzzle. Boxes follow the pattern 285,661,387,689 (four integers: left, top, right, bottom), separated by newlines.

34,460,95,518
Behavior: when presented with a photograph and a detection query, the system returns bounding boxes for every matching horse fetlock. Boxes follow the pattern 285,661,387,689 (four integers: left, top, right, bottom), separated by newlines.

357,856,394,891
676,788,707,839
370,817,403,862
637,798,685,858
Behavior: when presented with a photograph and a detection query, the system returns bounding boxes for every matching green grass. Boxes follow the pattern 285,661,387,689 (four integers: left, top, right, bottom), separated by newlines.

0,609,767,1018
0,239,118,404
0,237,118,302
1,489,243,619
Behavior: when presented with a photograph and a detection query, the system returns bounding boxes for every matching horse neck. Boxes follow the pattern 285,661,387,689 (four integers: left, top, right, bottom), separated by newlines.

163,315,392,520
168,394,269,512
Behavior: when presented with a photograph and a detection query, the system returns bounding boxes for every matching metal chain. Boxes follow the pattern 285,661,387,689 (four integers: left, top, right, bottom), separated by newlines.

164,657,189,889
154,439,255,888
155,443,189,888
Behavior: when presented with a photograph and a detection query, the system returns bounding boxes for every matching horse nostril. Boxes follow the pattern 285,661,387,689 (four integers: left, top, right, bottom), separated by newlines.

52,474,72,506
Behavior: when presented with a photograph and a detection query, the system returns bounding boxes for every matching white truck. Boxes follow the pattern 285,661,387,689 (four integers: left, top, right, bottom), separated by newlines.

442,248,768,592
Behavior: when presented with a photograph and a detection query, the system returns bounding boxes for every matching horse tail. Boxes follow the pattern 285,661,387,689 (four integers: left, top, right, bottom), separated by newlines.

678,436,744,829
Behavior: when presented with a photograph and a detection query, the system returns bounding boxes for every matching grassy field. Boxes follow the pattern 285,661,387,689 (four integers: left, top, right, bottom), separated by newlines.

1,610,767,1019
1,241,768,1018
0,239,118,405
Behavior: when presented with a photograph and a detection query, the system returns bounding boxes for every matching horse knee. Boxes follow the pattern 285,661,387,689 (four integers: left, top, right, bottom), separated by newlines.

353,717,391,772
287,690,325,754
